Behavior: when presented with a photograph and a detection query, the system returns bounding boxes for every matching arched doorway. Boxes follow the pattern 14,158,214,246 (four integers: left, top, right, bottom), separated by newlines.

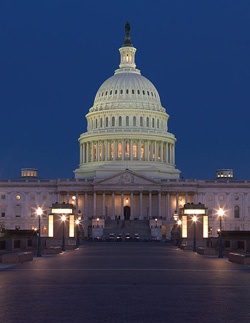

124,206,131,220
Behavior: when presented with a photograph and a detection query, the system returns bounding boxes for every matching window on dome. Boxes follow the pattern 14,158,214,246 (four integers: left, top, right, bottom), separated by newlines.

146,117,149,127
132,89,134,94
119,116,122,126
117,142,122,158
133,142,137,158
137,90,140,94
141,142,145,159
152,118,155,128
140,117,143,126
95,119,98,128
102,92,104,96
147,91,149,96
112,117,115,126
110,91,112,95
126,89,129,94
106,117,108,127
115,90,117,94
105,91,107,96
120,90,123,94
151,92,153,96
143,90,145,95
157,119,159,128
126,116,129,126
133,116,136,126
100,118,103,127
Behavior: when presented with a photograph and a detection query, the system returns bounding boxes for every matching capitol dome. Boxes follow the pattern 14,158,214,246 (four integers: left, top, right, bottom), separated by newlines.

75,22,180,180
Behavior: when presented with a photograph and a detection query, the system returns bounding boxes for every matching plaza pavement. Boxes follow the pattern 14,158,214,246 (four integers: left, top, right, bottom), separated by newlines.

0,242,250,323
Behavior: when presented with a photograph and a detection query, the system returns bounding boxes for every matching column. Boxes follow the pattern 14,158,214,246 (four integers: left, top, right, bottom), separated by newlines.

86,142,89,163
84,193,88,218
80,144,83,164
130,192,133,219
166,143,168,164
139,191,143,219
149,192,152,218
175,193,179,213
139,140,141,160
93,192,96,217
121,192,124,220
91,142,94,162
160,142,163,162
172,144,175,165
75,192,79,214
154,141,157,161
112,192,115,220
158,192,161,218
102,193,105,217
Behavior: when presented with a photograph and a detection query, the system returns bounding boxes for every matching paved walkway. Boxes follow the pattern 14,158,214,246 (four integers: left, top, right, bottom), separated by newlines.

0,243,250,323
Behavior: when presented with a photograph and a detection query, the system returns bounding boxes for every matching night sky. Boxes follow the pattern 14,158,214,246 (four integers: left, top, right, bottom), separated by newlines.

0,0,250,180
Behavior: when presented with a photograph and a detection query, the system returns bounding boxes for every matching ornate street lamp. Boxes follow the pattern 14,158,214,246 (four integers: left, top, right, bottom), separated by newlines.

75,219,80,249
192,215,197,252
155,218,158,227
61,215,66,251
218,208,224,258
36,207,43,257
177,219,182,248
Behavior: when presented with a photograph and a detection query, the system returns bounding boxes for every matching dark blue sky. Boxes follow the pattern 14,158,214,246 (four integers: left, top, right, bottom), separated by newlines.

0,0,250,180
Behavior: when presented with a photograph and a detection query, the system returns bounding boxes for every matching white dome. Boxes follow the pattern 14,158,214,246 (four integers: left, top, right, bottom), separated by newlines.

92,72,163,112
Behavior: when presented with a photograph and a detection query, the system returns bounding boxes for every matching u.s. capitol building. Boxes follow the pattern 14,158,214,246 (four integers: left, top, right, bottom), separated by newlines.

1,23,249,242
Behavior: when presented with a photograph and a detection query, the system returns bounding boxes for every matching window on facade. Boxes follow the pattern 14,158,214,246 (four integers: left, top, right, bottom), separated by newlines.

105,91,107,96
115,90,117,94
137,90,140,94
152,118,155,128
93,144,97,161
110,90,112,95
112,117,115,126
147,91,149,95
126,116,129,126
1,212,5,217
146,117,149,127
1,195,5,199
143,90,145,95
207,208,213,218
126,89,129,94
234,206,240,218
140,117,143,126
106,117,108,127
119,116,122,126
132,89,134,94
42,226,47,235
125,141,130,158
120,89,123,94
133,116,136,126
100,118,103,127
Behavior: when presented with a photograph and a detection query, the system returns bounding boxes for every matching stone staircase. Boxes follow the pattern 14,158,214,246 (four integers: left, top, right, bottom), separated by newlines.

103,219,151,240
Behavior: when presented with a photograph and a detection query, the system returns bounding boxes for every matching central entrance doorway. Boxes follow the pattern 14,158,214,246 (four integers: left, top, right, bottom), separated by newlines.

124,206,131,220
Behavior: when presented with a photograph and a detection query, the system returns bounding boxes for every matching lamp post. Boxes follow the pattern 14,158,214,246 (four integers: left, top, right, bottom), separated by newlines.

61,215,66,251
192,215,197,252
155,218,158,227
97,217,100,227
36,207,42,257
177,219,182,248
75,219,80,249
218,208,224,258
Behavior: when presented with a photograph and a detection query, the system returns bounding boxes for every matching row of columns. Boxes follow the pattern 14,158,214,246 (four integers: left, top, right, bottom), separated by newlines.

59,191,195,220
79,139,175,165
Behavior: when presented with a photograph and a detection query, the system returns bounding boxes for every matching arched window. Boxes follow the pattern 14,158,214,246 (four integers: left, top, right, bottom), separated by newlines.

112,117,115,126
126,89,129,94
117,142,122,158
95,119,98,128
133,116,136,126
234,206,240,218
100,118,103,127
106,117,108,127
119,116,122,126
157,119,159,128
140,116,143,126
132,89,134,94
126,116,129,126
152,118,155,128
146,117,149,127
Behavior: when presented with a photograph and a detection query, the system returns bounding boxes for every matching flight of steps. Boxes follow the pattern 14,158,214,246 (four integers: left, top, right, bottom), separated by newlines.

103,219,151,240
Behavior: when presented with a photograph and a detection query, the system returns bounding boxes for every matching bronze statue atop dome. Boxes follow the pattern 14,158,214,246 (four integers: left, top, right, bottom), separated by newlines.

123,21,133,47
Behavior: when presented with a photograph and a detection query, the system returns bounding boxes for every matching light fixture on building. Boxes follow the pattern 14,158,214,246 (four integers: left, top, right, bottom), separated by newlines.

218,208,224,258
61,215,66,251
125,198,129,204
36,207,43,257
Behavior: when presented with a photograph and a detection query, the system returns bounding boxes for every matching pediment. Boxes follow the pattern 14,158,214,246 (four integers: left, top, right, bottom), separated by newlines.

95,171,158,186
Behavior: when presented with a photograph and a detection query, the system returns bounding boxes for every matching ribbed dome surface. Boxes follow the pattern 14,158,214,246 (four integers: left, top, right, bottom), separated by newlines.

93,72,162,107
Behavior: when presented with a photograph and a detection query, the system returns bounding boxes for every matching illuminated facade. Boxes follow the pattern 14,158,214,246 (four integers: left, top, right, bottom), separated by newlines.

0,25,250,243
